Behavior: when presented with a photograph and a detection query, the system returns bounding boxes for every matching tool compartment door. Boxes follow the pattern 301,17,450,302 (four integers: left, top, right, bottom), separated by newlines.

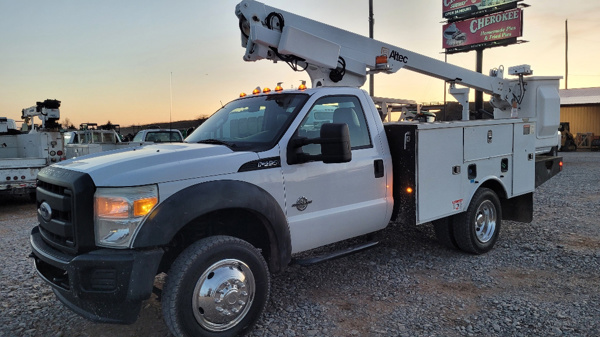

513,123,535,195
416,127,464,223
463,124,513,162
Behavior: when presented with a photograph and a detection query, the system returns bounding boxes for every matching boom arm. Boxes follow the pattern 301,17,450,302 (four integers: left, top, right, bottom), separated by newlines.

21,99,61,130
236,0,526,116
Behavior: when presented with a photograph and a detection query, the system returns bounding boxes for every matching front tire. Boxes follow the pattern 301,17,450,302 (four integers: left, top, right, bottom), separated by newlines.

454,188,502,254
162,235,270,337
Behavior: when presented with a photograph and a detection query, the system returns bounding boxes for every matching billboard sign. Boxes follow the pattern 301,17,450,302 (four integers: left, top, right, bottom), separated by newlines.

443,0,520,21
443,8,522,54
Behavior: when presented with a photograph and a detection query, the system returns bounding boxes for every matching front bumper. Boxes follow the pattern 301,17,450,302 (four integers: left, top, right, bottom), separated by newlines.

30,226,163,324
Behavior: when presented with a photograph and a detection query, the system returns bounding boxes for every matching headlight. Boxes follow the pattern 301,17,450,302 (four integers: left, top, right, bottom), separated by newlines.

94,185,158,248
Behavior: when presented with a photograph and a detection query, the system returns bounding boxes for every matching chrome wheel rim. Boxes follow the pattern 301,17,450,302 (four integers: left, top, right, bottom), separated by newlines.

474,200,496,243
192,259,255,332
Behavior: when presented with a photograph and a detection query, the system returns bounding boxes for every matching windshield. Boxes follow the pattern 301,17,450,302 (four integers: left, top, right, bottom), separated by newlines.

185,93,308,151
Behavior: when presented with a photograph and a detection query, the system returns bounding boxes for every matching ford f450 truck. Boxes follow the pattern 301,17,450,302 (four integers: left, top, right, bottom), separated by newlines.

30,1,562,336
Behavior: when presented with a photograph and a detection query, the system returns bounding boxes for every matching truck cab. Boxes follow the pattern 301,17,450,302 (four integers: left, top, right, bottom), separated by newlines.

132,129,183,143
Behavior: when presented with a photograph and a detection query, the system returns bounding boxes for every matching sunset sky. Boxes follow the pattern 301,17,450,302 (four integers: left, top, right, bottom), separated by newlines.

1,0,599,128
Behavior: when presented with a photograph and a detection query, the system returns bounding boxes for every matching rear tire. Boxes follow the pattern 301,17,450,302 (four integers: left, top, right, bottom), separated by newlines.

454,188,502,254
433,216,458,250
162,235,270,337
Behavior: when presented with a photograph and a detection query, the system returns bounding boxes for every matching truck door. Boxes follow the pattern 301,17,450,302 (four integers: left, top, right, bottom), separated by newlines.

281,94,389,253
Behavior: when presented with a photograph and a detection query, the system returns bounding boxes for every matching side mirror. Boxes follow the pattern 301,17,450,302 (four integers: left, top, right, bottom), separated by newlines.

319,123,352,163
287,123,352,164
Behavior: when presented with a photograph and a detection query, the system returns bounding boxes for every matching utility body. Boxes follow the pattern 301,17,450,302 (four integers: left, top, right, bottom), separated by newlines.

1,100,64,197
30,1,562,336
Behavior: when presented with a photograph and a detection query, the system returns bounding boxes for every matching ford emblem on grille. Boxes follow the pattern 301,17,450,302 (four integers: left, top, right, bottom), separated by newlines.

38,202,53,222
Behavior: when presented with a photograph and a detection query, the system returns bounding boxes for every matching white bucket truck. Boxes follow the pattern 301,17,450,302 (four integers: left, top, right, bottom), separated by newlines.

1,100,64,198
30,1,562,336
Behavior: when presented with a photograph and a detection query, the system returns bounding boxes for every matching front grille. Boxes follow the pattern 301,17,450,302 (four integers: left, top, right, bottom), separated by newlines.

37,180,76,250
39,226,75,248
36,166,96,254
36,179,67,196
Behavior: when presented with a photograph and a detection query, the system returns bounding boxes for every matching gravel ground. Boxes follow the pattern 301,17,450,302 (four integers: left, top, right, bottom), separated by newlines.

1,151,598,337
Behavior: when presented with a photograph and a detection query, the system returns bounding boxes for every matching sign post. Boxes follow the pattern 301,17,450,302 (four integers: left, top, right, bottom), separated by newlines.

442,0,525,117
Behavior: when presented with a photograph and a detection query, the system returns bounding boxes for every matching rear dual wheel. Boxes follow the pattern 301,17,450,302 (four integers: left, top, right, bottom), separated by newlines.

434,188,501,254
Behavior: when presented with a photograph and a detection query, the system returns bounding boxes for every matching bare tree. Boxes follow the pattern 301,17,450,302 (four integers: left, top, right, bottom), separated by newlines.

63,117,75,129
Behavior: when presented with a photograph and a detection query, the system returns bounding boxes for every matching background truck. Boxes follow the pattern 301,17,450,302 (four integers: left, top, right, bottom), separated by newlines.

131,128,184,143
1,99,64,198
63,123,156,159
30,1,562,336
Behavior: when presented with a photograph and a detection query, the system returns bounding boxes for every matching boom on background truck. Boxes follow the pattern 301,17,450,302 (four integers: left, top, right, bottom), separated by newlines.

30,1,562,336
1,99,64,198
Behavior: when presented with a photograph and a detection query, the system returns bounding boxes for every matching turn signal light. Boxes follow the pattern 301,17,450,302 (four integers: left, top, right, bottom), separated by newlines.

133,197,158,217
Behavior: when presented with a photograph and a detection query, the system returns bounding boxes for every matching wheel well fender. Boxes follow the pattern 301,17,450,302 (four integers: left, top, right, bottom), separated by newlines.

476,178,532,223
478,178,508,200
133,180,291,273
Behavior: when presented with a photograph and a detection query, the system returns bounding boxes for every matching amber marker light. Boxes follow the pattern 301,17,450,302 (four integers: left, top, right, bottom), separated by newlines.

263,87,271,93
240,92,247,97
406,187,413,194
298,80,307,91
559,161,563,171
133,197,158,217
376,55,388,65
275,82,284,92
252,87,261,95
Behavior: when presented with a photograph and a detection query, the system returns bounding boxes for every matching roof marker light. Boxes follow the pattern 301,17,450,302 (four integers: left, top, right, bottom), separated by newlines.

298,80,307,91
275,82,284,92
240,92,247,97
252,87,261,95
263,87,271,93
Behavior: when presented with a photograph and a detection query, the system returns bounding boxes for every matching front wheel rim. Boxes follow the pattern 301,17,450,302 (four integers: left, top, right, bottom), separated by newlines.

192,259,256,332
474,200,496,243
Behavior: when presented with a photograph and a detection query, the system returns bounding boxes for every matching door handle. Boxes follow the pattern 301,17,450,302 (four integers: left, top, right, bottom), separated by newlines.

374,159,384,178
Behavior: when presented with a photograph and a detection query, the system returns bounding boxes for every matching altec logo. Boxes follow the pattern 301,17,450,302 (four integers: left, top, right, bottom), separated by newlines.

389,50,408,63
379,47,408,64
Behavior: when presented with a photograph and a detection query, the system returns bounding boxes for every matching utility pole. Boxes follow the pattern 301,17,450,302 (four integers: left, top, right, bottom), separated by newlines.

369,0,374,97
565,19,568,89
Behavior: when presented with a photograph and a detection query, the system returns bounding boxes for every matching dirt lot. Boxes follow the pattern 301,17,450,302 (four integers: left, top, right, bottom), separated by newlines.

1,151,598,337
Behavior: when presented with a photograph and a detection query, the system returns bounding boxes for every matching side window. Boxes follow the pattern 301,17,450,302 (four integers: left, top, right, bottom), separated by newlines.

297,96,371,155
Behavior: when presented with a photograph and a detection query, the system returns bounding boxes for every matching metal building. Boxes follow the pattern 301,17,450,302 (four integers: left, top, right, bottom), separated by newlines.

560,88,600,149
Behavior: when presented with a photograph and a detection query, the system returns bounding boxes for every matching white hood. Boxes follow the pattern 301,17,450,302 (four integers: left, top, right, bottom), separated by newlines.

55,143,259,186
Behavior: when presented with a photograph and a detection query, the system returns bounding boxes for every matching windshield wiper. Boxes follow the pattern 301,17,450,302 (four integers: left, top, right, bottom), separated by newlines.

197,139,236,148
